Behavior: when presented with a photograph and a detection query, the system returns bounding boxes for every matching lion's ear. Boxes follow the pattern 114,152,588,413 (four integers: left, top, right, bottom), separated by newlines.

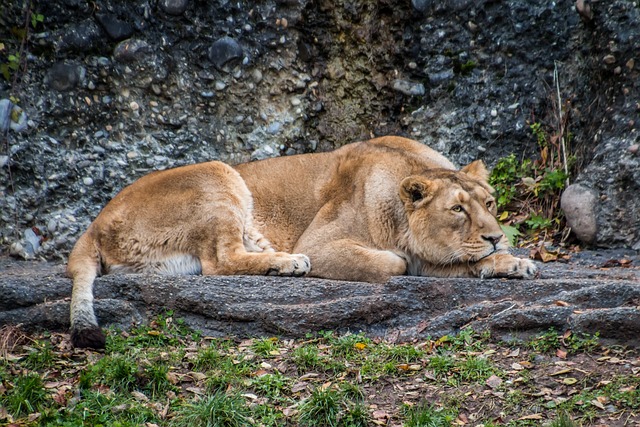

461,160,489,182
400,176,438,209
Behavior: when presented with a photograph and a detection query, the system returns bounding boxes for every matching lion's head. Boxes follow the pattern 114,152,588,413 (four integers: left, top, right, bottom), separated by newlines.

399,160,508,267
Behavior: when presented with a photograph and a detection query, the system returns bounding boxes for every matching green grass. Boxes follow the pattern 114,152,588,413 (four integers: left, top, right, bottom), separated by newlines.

172,392,251,427
0,320,628,427
1,372,49,417
403,402,456,427
298,387,342,427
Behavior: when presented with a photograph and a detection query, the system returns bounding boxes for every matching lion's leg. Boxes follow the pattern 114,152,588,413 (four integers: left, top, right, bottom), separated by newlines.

470,252,538,279
199,210,310,277
299,238,407,283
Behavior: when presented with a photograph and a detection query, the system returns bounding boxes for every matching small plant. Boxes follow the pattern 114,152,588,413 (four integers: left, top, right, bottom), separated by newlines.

298,387,342,427
329,332,371,359
455,356,496,383
94,354,139,392
0,53,20,81
402,402,456,427
428,355,455,379
252,372,289,400
144,363,174,398
172,392,251,427
550,411,579,427
292,344,322,371
340,402,370,427
23,341,55,369
2,372,49,417
252,337,280,357
30,12,44,29
194,346,224,371
526,328,562,353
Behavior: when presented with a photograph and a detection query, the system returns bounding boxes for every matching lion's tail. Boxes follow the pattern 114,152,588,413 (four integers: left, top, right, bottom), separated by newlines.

67,231,106,349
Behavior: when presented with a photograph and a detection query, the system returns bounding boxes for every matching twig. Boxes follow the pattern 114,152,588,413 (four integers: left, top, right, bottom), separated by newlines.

553,61,570,187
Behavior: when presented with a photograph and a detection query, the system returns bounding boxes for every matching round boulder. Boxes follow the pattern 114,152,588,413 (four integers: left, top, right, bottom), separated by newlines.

561,183,598,245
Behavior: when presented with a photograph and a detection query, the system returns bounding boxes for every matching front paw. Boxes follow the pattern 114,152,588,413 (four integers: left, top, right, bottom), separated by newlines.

476,254,538,279
267,253,311,277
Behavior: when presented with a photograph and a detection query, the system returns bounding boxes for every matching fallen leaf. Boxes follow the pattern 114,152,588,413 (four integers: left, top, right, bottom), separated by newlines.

131,391,149,402
507,348,520,358
562,377,578,385
590,398,605,410
519,414,543,420
354,342,367,350
550,368,573,376
555,300,570,307
486,375,502,389
556,349,568,359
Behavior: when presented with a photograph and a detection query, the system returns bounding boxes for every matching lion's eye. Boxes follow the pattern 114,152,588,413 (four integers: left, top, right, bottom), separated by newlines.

486,200,494,209
452,205,464,212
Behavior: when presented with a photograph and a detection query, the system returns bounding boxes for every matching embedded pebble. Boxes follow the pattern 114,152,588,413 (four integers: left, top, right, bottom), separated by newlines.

159,0,189,15
83,177,94,186
46,63,85,91
208,37,243,69
392,80,425,96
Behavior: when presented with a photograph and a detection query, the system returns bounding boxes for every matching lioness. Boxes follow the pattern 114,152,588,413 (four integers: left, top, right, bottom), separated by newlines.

68,136,537,348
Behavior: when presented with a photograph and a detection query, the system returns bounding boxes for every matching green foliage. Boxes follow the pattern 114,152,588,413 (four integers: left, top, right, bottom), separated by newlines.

550,411,579,427
23,341,55,369
172,392,251,427
500,223,522,246
252,337,280,357
402,402,456,427
489,153,529,209
31,12,44,29
1,53,20,81
455,356,496,383
298,387,342,427
144,363,174,398
524,213,554,230
526,328,562,353
1,372,49,417
252,372,289,400
292,344,323,371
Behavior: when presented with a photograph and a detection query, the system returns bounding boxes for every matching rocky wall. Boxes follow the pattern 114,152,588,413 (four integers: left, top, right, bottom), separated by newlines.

1,0,639,260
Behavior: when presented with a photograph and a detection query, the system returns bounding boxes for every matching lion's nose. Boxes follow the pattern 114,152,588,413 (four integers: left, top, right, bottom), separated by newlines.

482,234,502,248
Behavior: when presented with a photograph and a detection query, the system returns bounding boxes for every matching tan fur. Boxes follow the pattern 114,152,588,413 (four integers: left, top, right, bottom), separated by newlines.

67,136,537,348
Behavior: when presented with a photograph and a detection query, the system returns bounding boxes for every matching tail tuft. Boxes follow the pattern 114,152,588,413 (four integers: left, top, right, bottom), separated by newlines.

71,325,106,349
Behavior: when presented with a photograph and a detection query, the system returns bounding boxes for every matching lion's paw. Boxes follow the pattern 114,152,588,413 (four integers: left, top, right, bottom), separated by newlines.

266,253,311,277
477,254,538,279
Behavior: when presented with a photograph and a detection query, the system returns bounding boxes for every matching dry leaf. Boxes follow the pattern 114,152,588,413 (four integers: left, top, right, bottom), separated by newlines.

562,377,578,385
131,391,149,402
550,368,573,376
519,414,543,420
556,349,568,359
590,398,605,410
486,375,502,389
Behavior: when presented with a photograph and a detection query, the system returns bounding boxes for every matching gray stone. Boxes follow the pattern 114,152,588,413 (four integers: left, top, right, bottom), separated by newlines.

208,37,244,70
159,0,189,15
113,39,151,63
561,184,598,245
0,99,12,133
392,80,425,96
411,0,432,12
45,63,85,91
57,20,104,52
95,13,134,42
1,252,639,345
